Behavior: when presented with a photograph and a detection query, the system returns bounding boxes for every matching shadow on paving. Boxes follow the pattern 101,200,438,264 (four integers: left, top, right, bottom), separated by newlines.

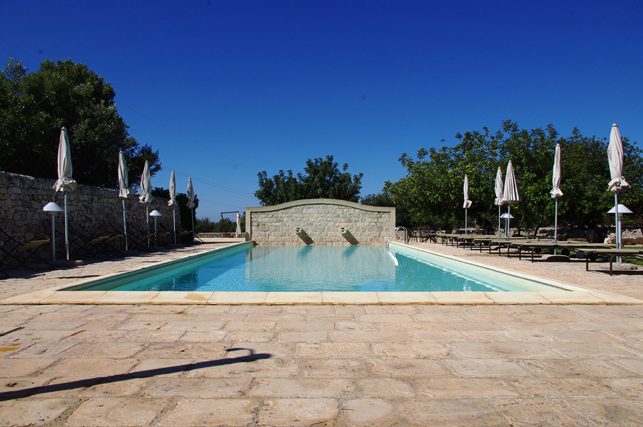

0,348,271,401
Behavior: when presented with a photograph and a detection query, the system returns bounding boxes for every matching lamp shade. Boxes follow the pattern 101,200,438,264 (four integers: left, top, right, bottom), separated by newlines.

607,204,633,214
43,202,64,213
149,210,162,217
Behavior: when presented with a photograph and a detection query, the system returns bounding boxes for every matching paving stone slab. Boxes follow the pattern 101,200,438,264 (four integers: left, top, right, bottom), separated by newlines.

249,378,354,398
157,398,258,426
339,398,397,426
0,398,77,426
258,398,338,426
64,397,168,426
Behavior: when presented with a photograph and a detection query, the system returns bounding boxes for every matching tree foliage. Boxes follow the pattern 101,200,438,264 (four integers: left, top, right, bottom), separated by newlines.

195,215,245,233
0,58,160,187
361,181,411,226
386,121,641,232
255,155,363,205
151,187,199,230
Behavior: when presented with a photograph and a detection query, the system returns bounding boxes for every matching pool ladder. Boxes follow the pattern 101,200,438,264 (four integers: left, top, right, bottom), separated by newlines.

386,226,408,248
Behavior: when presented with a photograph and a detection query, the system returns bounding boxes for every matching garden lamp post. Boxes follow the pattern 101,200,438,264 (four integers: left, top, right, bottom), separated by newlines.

149,210,162,248
500,212,514,239
43,202,64,262
607,204,632,263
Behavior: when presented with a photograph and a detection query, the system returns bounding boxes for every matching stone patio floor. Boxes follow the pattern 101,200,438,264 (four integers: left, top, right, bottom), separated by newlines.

0,242,641,426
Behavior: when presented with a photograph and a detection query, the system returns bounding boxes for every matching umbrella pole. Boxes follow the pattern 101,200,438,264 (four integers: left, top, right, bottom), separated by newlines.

615,193,621,263
173,207,176,244
464,208,468,235
64,193,70,261
507,206,511,239
498,205,501,236
191,207,195,240
122,199,128,252
51,213,56,262
146,205,150,248
554,198,558,244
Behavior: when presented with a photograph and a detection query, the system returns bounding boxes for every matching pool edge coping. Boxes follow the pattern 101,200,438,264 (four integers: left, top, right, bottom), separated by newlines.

1,241,640,306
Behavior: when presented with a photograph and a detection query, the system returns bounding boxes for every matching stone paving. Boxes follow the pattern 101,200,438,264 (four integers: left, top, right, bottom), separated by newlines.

0,242,641,425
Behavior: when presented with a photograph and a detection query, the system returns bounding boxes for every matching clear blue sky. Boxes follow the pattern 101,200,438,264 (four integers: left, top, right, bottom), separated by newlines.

1,0,641,219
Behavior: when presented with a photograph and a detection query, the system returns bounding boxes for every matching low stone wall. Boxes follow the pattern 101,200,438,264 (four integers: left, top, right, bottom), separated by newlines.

0,171,179,250
246,199,395,246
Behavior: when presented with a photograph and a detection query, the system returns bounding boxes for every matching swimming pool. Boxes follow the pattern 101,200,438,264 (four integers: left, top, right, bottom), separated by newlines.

64,242,564,293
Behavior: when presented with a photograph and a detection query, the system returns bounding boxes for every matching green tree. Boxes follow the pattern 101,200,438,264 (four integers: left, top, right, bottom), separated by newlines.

195,215,245,233
361,181,412,226
390,121,641,233
255,155,363,205
0,58,160,186
151,188,199,230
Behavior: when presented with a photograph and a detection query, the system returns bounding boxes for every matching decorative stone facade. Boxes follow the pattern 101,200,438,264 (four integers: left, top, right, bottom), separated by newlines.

0,171,179,245
246,199,395,246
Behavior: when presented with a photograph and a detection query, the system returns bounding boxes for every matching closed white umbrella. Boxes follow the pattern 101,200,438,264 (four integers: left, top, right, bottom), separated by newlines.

494,167,504,235
501,160,520,238
550,143,563,243
235,212,242,237
462,175,472,234
168,170,177,244
187,177,196,239
607,123,629,251
53,127,76,260
118,151,130,251
139,161,153,247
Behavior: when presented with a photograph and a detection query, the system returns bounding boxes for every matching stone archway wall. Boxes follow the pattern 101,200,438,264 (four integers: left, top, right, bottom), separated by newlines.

245,198,395,246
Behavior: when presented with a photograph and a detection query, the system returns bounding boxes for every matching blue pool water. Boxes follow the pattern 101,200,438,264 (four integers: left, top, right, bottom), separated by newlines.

67,243,557,292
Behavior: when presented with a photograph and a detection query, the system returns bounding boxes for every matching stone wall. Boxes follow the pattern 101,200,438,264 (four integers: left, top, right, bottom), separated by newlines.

246,199,395,246
0,171,180,247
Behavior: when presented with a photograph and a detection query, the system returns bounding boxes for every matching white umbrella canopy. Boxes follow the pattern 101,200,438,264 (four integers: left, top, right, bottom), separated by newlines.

53,127,76,260
139,161,153,247
607,123,629,192
118,151,130,251
53,127,77,193
187,177,196,238
168,170,176,206
550,144,563,243
607,123,629,251
501,161,520,205
117,151,129,199
462,175,472,209
168,170,177,244
138,161,153,204
235,212,242,237
550,144,563,198
187,177,196,209
494,167,504,206
501,160,520,238
494,167,504,235
462,175,472,235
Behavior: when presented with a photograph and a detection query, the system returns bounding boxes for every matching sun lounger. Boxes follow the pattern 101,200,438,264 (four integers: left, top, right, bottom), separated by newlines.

0,231,51,269
486,237,531,255
579,248,643,274
508,241,615,262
